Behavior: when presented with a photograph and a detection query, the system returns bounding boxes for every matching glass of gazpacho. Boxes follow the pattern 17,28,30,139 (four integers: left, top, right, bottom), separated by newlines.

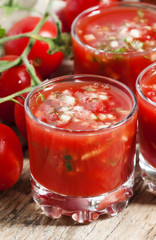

136,62,156,192
72,2,156,93
25,74,138,223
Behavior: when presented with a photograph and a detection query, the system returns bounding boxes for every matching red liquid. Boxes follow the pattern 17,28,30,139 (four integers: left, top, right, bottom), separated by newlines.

137,70,156,168
72,3,156,93
26,78,137,197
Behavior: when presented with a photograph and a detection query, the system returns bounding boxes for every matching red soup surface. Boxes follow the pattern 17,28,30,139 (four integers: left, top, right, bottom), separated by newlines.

26,77,137,197
72,3,156,93
137,69,156,168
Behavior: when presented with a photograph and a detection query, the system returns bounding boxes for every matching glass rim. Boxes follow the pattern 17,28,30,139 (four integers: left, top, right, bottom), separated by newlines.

136,62,156,107
24,74,138,133
71,1,156,57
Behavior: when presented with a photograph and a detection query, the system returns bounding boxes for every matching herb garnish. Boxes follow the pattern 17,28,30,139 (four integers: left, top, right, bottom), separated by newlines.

54,91,60,98
144,55,150,60
137,9,144,19
36,92,45,105
64,155,73,171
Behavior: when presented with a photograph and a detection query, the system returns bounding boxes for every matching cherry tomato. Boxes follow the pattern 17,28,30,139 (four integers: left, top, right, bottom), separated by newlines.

14,93,28,140
65,0,118,30
0,55,31,123
0,123,23,191
4,16,64,79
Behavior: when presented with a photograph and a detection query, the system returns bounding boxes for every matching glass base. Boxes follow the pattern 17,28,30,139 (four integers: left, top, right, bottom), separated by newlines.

31,173,134,223
139,152,156,192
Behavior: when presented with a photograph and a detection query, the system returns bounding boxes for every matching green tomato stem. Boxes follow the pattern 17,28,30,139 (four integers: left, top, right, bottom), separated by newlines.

0,58,21,72
0,0,73,105
0,33,30,45
0,86,33,104
11,98,24,107
22,57,42,86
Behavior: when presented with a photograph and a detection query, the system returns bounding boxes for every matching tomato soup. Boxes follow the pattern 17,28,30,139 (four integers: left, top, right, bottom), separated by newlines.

72,2,156,93
25,75,137,197
137,63,156,169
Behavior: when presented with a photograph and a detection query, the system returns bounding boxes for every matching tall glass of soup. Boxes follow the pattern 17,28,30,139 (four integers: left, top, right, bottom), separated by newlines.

136,62,156,192
72,2,156,93
25,74,138,223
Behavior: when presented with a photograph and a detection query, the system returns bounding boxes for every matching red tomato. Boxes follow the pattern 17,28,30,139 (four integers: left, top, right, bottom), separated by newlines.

14,93,28,140
0,55,31,123
4,16,64,79
0,124,23,191
65,0,118,30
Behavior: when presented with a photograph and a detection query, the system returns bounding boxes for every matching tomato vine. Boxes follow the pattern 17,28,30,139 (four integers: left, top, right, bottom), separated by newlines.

0,0,72,105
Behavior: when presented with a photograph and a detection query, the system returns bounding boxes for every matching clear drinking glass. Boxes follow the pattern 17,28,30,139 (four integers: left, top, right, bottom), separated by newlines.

136,62,156,192
72,2,156,93
25,74,138,223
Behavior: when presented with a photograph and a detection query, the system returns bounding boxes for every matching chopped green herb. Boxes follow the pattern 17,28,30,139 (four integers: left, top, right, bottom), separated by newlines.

49,111,54,114
64,155,73,171
36,92,45,105
130,40,144,50
137,9,144,19
109,159,117,166
54,91,60,98
144,55,150,60
65,161,73,171
86,86,95,91
92,55,102,65
113,48,125,53
64,155,72,160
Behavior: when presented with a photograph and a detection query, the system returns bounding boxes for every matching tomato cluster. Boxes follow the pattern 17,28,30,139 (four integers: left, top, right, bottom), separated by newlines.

4,16,64,79
0,12,64,191
0,16,64,123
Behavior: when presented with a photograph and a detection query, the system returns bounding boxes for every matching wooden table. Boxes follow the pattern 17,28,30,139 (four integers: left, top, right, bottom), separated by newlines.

0,58,156,240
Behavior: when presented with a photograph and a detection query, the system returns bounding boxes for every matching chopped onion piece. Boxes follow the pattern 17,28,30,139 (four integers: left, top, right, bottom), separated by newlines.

110,40,119,48
98,113,107,120
90,113,97,120
74,106,84,111
84,34,96,41
107,114,115,120
60,114,71,122
99,94,108,100
130,29,140,38
122,136,128,142
62,95,76,105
